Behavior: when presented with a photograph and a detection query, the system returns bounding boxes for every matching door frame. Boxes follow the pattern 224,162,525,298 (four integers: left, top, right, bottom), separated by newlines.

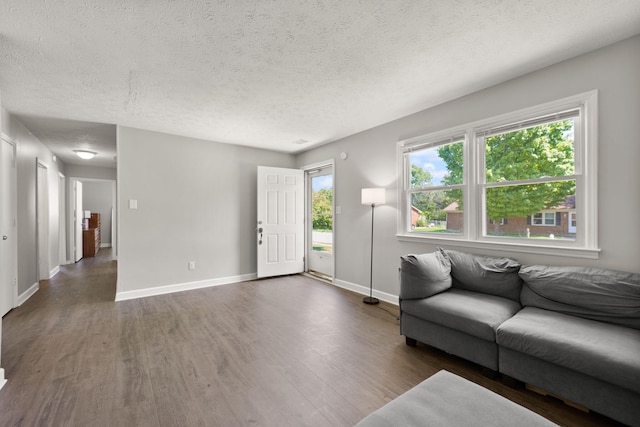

68,177,117,263
302,159,335,282
36,159,50,281
1,134,18,314
70,179,83,262
58,173,67,265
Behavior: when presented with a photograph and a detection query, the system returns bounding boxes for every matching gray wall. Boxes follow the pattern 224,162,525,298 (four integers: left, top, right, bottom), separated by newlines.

2,108,66,296
295,35,640,298
116,126,295,295
65,164,116,181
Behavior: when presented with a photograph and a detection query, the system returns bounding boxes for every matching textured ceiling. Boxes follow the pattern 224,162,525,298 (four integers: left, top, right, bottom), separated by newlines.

1,1,640,168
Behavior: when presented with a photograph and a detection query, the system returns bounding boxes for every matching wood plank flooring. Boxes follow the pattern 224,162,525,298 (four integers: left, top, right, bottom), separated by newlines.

0,249,624,426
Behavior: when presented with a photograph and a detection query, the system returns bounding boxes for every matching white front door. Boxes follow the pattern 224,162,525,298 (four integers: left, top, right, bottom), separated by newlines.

1,137,17,317
568,212,577,234
257,166,304,278
74,180,83,262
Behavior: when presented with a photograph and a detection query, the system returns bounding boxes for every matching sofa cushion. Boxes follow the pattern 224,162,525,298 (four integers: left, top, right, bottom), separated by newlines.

400,251,452,300
444,249,522,302
401,288,521,342
497,307,640,394
519,265,640,329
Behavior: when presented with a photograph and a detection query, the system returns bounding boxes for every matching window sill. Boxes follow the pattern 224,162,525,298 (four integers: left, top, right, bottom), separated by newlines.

396,234,600,259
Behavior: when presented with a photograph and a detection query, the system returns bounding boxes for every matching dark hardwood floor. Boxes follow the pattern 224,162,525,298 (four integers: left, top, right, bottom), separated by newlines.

0,249,624,426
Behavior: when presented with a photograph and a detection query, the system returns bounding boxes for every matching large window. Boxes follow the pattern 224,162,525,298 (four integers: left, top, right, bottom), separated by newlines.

480,111,577,240
398,92,598,258
405,137,465,234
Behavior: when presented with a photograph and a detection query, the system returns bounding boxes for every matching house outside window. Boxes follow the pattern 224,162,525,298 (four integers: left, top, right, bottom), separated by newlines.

397,91,598,258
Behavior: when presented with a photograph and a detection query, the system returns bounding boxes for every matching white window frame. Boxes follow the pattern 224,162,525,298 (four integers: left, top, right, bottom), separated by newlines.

397,91,599,259
402,134,467,236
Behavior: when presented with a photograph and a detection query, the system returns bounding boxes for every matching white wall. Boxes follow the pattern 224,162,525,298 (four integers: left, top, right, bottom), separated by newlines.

295,35,640,299
116,126,295,299
2,108,66,296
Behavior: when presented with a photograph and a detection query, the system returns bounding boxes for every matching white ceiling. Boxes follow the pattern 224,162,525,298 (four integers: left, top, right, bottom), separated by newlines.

1,1,639,168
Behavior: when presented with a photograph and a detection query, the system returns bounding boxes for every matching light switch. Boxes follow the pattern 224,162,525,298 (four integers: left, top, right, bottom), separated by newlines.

335,206,342,214
129,199,138,209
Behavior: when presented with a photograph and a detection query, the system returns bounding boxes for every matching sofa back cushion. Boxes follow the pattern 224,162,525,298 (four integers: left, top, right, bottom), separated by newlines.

444,249,522,302
519,265,640,329
400,251,452,300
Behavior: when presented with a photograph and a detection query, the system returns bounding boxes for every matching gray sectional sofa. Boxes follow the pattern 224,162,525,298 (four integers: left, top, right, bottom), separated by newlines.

399,248,640,427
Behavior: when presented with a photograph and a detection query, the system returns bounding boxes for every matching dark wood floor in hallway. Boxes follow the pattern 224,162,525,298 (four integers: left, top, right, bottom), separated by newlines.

0,249,624,426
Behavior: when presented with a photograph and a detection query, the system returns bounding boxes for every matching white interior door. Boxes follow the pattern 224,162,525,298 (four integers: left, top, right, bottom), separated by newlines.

74,180,83,262
37,161,50,280
1,137,17,317
257,166,304,278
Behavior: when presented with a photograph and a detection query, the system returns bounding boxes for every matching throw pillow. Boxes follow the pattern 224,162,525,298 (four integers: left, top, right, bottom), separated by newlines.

444,249,522,302
400,251,452,300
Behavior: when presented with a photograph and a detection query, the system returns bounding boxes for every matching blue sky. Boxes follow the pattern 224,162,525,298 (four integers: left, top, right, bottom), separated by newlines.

410,147,450,186
312,174,333,191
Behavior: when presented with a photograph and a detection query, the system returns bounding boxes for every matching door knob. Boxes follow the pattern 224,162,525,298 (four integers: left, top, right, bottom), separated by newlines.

2,236,7,240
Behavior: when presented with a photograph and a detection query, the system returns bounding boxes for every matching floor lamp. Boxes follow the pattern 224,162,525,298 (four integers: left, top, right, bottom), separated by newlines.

361,188,386,305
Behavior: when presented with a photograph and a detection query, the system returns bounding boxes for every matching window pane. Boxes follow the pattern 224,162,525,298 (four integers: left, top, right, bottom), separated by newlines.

544,213,555,225
485,182,575,240
311,175,332,253
410,190,463,234
409,140,463,188
485,119,574,183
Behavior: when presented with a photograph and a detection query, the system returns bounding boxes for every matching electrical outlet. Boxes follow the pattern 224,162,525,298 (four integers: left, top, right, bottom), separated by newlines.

188,261,196,270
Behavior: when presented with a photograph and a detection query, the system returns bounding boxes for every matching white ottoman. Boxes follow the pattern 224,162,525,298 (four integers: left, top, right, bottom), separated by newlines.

355,370,558,427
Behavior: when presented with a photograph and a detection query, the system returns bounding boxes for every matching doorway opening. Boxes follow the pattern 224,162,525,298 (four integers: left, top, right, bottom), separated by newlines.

69,178,117,264
1,135,18,317
305,162,334,281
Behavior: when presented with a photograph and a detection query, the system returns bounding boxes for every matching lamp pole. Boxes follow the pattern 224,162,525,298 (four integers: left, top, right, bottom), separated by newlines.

363,202,379,305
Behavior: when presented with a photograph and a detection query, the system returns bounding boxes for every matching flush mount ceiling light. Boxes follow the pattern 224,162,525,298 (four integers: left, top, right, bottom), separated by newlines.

73,150,97,160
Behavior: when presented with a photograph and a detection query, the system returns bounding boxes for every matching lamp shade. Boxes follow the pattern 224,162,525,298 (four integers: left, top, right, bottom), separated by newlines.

361,188,386,205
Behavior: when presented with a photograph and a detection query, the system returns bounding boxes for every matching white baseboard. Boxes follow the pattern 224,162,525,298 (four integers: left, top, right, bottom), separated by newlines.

49,266,60,278
18,282,39,306
0,368,6,391
114,273,258,302
333,278,399,306
100,243,112,248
